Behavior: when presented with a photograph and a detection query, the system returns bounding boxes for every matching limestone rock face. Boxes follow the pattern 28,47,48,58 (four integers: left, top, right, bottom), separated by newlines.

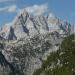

0,10,73,75
0,10,72,40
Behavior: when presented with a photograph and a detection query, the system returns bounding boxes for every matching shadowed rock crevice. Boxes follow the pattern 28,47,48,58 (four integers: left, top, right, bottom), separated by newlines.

0,51,23,75
8,26,17,40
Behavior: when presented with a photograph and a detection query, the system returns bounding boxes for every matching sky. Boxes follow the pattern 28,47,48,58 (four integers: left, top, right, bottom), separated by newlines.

0,0,75,26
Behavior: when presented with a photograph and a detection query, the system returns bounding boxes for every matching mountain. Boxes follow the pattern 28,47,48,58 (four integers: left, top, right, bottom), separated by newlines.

0,9,72,40
0,9,73,75
33,35,75,75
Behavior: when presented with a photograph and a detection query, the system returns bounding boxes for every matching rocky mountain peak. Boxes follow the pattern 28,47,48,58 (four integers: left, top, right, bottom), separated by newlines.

0,10,73,40
12,9,29,27
48,13,56,18
0,8,74,75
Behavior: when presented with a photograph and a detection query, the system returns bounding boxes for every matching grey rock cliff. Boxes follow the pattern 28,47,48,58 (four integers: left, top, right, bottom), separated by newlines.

0,10,73,75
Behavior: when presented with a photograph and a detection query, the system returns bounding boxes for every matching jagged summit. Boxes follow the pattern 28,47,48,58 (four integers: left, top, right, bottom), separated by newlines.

0,10,72,40
0,9,74,75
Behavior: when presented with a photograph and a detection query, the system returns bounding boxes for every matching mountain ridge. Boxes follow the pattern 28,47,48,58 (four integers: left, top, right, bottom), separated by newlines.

0,9,74,75
0,9,73,40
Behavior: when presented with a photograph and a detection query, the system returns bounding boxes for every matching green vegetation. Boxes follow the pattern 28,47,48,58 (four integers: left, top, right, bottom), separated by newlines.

33,35,75,75
0,34,75,75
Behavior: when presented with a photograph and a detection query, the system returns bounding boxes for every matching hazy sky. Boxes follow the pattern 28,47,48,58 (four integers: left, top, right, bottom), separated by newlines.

0,0,75,26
